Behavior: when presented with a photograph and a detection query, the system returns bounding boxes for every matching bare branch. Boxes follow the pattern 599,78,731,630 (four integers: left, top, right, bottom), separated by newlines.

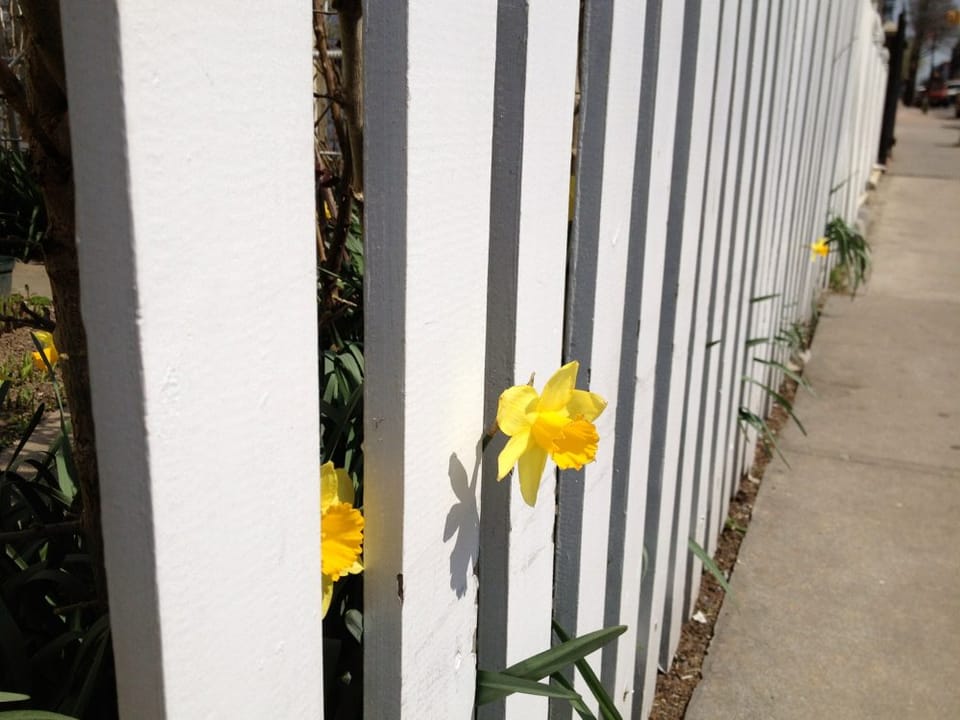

0,57,65,164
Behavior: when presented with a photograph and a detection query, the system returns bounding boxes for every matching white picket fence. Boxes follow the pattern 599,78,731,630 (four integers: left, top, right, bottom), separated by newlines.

59,0,887,718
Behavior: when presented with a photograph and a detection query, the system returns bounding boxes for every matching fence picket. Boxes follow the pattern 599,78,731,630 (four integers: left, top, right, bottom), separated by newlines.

555,1,649,716
365,2,498,716
479,2,581,719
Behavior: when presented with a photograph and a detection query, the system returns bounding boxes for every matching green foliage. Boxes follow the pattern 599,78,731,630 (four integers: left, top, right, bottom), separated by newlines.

0,404,115,718
751,358,814,396
824,216,871,297
318,204,364,345
550,621,623,720
738,406,789,468
0,148,46,260
688,538,731,595
318,195,365,720
0,688,78,719
741,377,806,436
773,321,807,356
724,517,747,534
475,623,626,719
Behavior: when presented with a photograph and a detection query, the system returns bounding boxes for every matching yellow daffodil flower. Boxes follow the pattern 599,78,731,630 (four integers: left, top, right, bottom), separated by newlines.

810,237,829,260
320,461,364,618
496,361,607,507
31,331,58,371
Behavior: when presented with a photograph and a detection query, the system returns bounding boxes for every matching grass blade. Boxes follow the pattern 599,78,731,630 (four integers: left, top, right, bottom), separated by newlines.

738,407,790,468
476,670,582,706
502,625,627,682
688,537,732,595
752,358,814,395
742,377,807,435
552,621,623,720
549,672,597,720
0,693,30,704
5,403,45,472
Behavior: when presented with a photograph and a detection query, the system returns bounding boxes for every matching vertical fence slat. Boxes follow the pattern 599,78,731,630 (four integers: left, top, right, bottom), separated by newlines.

783,0,825,331
732,0,776,486
740,0,786,474
766,0,810,414
62,4,322,717
701,0,746,558
676,0,724,621
622,0,696,713
505,11,580,706
713,0,761,523
707,0,755,545
653,0,707,671
479,5,531,717
365,2,498,715
555,0,649,715
480,1,581,718
690,0,740,566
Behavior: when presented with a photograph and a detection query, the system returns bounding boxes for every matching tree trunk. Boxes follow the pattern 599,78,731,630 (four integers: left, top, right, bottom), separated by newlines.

15,1,108,608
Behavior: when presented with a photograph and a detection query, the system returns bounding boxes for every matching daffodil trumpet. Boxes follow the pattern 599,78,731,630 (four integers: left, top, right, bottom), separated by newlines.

495,361,607,507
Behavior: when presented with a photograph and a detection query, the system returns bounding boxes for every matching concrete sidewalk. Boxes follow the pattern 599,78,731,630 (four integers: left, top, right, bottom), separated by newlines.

686,105,960,719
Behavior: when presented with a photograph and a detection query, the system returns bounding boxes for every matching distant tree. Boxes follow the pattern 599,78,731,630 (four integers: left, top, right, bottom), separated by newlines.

905,0,958,104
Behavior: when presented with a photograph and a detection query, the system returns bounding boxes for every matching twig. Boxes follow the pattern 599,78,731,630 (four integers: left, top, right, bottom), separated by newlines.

314,6,352,184
0,313,53,331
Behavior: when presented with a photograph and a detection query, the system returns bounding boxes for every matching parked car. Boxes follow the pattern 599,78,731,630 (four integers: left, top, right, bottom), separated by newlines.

914,84,927,108
948,79,960,115
927,78,949,107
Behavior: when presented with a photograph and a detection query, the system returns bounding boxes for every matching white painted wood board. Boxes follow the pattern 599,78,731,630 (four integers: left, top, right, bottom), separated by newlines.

625,2,693,714
364,2,498,716
573,0,648,709
676,0,725,619
501,1,580,717
706,0,754,556
61,3,323,718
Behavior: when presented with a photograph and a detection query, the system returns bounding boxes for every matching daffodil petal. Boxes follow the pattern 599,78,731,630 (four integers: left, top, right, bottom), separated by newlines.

335,467,354,506
552,418,599,470
32,330,54,349
498,430,531,479
321,462,355,510
320,461,338,513
566,389,607,422
497,385,539,435
321,574,333,618
538,361,579,412
517,444,549,507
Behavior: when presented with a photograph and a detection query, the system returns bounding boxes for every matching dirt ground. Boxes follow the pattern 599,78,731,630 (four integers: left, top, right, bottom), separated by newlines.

648,374,801,720
0,312,61,451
